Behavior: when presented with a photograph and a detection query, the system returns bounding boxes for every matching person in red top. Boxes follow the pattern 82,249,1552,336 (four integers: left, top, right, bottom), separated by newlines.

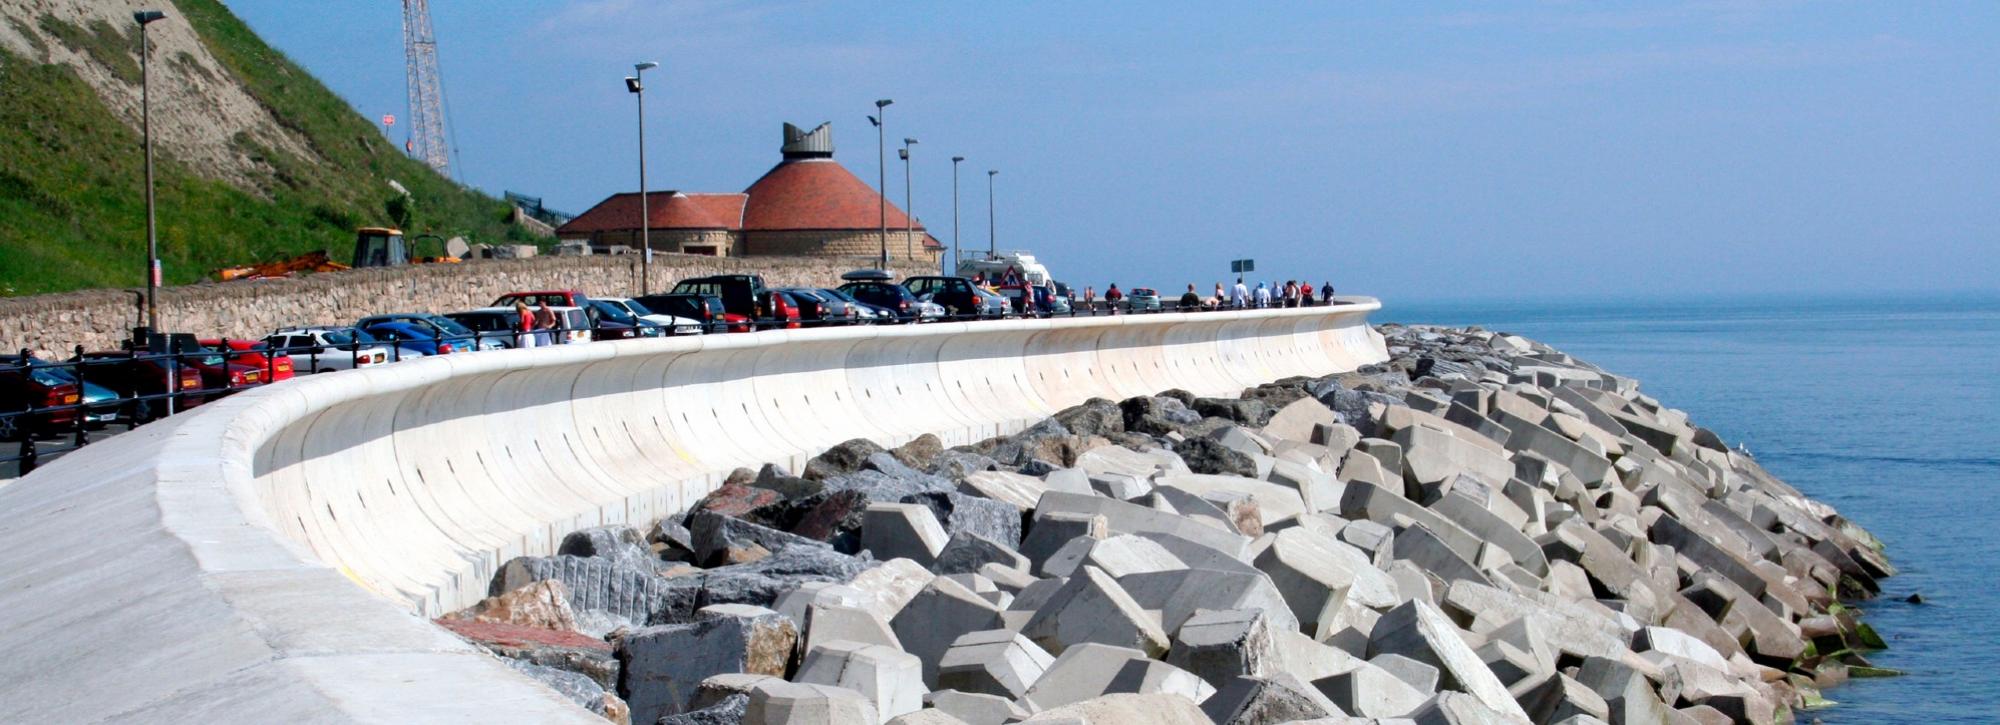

1104,283,1124,314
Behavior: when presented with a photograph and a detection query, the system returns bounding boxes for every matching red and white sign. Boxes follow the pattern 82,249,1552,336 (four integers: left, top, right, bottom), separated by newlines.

381,114,396,126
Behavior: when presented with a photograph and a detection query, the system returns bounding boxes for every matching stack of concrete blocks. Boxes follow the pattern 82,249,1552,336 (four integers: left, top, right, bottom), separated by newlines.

472,325,1891,724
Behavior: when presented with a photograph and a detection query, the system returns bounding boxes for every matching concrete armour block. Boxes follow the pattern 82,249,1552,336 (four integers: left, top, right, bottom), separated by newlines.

1020,511,1108,567
1405,690,1516,725
1392,522,1493,588
1312,661,1432,719
849,559,937,623
1165,608,1278,688
1514,673,1611,725
1201,673,1341,724
1253,527,1359,639
1021,565,1170,656
617,604,797,724
1019,643,1151,711
1369,652,1441,694
886,709,971,725
1366,601,1531,722
937,629,1054,698
890,576,1006,687
795,640,927,722
1574,656,1674,725
804,602,903,653
1017,692,1212,724
934,531,1031,575
865,503,951,566
927,690,1030,725
1115,567,1301,634
745,680,880,724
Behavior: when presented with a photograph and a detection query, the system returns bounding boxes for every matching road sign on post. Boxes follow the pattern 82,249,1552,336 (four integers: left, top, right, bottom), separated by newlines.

1230,259,1256,274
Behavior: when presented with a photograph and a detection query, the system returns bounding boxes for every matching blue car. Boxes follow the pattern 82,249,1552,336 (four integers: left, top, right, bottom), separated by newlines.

356,313,502,353
357,320,464,357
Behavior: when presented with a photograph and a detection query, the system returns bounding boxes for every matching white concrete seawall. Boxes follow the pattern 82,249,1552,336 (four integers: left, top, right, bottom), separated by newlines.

0,301,1385,722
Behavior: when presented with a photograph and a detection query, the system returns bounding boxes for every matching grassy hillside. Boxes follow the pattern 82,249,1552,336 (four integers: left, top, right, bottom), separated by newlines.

0,0,535,296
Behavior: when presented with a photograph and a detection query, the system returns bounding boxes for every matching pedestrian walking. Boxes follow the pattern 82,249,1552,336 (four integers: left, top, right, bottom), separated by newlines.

1231,278,1250,308
1253,282,1271,308
536,302,559,345
1320,281,1336,303
1282,280,1299,308
1212,283,1226,308
1300,281,1316,307
1084,285,1096,313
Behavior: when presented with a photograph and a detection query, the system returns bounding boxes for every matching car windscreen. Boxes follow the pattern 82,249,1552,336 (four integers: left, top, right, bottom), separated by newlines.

621,299,656,316
449,313,512,332
425,315,477,336
589,300,636,324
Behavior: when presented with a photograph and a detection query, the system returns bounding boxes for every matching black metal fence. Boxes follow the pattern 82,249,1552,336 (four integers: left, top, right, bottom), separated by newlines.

0,296,1348,477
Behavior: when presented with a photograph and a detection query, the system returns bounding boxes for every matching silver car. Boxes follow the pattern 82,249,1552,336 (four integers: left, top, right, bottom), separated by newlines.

265,327,397,372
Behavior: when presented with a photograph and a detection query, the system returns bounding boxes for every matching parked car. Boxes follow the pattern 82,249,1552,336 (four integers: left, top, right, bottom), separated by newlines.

837,279,924,324
491,290,591,310
265,327,396,371
0,355,114,429
902,276,988,318
778,288,854,327
357,313,501,352
755,290,803,330
1125,287,1162,312
598,297,702,335
0,359,81,439
817,287,882,324
585,299,665,340
1051,282,1075,314
670,275,767,320
971,286,1013,319
445,309,531,349
636,293,736,334
76,350,206,421
359,320,463,356
199,338,295,382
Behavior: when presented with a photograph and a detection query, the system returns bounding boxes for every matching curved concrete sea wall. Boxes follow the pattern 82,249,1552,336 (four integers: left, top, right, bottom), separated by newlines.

0,301,1385,722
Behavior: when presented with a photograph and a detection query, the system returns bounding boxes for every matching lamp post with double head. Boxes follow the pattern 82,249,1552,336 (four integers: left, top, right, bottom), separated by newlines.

869,99,892,269
135,9,166,334
627,61,659,294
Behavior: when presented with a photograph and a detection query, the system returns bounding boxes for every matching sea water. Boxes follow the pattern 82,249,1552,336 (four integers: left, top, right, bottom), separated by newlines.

1381,293,2000,723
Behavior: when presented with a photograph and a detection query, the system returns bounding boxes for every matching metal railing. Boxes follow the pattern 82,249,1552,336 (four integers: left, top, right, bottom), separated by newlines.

0,296,1350,476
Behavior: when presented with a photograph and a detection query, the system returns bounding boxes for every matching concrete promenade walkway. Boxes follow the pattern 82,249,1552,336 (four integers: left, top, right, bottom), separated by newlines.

0,301,1384,722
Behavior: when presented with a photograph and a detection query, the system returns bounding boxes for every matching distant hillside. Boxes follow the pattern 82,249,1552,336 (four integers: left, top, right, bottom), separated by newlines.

0,0,537,296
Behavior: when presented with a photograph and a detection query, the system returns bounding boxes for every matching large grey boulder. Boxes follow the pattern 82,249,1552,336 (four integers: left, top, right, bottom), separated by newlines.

933,531,1030,575
1366,601,1531,722
889,576,1006,686
1201,673,1341,724
1017,692,1212,724
744,680,880,724
617,604,798,724
1019,643,1211,712
1116,568,1302,634
863,503,951,566
492,554,677,626
1020,565,1170,657
1252,528,1357,640
1165,608,1277,688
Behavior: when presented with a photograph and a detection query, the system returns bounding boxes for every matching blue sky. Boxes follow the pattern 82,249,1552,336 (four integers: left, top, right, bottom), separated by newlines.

224,1,1997,301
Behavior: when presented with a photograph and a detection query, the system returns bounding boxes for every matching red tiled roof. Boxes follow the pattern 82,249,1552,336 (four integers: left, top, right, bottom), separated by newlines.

741,159,924,232
556,191,743,234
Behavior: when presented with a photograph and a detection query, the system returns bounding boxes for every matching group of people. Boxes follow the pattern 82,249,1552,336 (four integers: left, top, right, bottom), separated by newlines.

512,300,564,348
1178,278,1337,310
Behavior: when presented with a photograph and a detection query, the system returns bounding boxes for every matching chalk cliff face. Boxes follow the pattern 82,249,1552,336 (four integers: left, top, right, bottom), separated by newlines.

0,0,312,190
0,0,518,295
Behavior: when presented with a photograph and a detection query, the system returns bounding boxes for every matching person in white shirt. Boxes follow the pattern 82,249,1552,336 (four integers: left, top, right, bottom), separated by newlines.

1253,282,1272,308
1231,278,1250,308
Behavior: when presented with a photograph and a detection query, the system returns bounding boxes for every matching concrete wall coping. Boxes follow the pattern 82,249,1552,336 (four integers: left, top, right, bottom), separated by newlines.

0,300,1384,722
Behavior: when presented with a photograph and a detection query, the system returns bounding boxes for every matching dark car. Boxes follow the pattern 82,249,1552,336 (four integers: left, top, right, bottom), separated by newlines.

361,320,462,355
77,350,207,421
0,355,120,428
837,280,923,324
902,276,987,318
817,287,884,324
586,299,664,340
636,293,730,334
754,290,804,330
671,275,767,320
445,309,526,349
778,288,853,327
357,313,495,352
0,359,81,439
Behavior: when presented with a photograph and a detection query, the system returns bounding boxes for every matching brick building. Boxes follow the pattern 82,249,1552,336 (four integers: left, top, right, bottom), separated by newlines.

557,123,942,265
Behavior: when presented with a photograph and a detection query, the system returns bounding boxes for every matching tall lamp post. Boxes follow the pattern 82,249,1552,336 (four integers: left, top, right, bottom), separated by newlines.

950,156,964,274
899,138,917,264
626,61,659,295
135,9,166,334
986,169,999,257
868,99,893,268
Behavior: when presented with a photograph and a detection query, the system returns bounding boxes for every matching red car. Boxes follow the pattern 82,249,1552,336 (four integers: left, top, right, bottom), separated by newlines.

492,290,589,309
200,338,295,382
0,362,81,439
79,350,207,419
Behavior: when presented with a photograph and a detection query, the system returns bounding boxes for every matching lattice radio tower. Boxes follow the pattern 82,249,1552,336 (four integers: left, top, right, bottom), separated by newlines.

401,0,452,175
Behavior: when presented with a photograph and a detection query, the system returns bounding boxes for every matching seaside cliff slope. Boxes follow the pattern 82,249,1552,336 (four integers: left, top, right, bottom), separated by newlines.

0,0,525,295
432,323,1893,724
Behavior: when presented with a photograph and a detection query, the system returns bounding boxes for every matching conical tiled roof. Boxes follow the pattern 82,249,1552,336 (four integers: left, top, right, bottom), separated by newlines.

741,159,923,232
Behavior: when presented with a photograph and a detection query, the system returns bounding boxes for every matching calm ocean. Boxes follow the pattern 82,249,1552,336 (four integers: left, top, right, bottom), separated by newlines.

1380,293,2000,723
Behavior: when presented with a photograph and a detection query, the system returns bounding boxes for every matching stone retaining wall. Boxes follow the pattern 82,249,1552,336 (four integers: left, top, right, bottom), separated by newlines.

0,253,932,355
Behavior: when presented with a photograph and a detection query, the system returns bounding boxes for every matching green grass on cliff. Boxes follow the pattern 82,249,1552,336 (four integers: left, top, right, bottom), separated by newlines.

0,0,536,296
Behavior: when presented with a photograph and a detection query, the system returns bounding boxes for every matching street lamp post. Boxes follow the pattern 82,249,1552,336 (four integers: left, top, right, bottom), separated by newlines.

987,169,998,257
900,138,917,264
870,99,893,269
135,9,166,334
627,61,659,295
951,156,964,274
